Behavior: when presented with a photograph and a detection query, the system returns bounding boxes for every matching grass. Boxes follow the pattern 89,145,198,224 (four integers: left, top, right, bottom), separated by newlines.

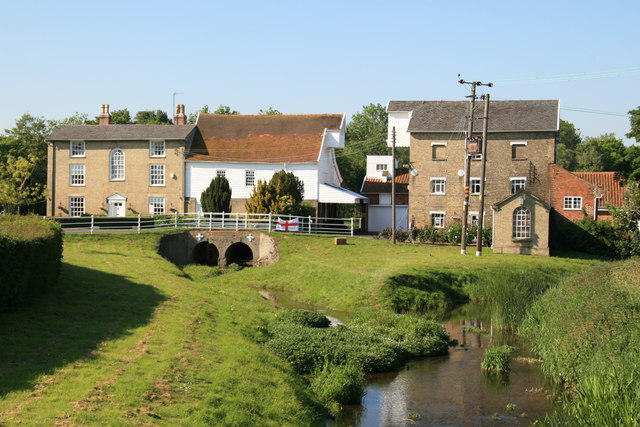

481,345,513,373
0,231,597,425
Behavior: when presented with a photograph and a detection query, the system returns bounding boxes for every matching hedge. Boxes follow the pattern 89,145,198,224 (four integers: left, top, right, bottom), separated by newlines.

0,215,63,312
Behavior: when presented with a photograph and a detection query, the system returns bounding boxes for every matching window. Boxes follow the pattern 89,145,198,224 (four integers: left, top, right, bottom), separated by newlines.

471,178,481,195
431,212,445,228
510,177,526,194
71,141,85,157
563,196,583,210
245,170,255,186
69,196,85,217
431,142,447,160
150,164,165,186
110,149,125,181
470,212,479,227
149,197,165,214
513,207,531,239
511,141,528,160
216,169,226,178
150,140,165,157
431,178,446,195
70,164,85,186
376,164,388,171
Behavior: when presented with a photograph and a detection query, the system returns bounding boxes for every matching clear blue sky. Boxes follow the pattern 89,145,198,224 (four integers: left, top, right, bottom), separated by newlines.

1,0,639,143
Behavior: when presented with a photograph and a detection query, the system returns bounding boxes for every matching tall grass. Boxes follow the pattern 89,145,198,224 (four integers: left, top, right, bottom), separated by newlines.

481,345,513,373
311,362,364,416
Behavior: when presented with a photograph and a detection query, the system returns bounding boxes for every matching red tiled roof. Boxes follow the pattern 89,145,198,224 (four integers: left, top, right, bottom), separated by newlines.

187,114,343,163
361,168,409,194
573,171,626,206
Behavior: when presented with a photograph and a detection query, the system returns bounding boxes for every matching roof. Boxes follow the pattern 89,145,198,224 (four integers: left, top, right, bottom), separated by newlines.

187,114,344,163
318,183,368,204
401,100,559,132
493,189,552,210
47,124,196,141
361,168,410,194
387,101,426,112
573,171,626,206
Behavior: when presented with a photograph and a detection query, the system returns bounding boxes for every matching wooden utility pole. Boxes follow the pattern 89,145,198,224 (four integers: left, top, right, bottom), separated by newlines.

391,126,396,245
476,94,490,256
458,77,492,254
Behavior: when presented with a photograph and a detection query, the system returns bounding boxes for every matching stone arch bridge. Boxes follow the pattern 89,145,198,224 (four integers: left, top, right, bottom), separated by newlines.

158,230,279,267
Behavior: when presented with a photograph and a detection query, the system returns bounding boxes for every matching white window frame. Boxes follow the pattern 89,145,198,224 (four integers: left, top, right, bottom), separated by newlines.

511,141,528,159
110,149,125,181
70,164,85,186
470,211,480,227
513,206,531,239
430,177,446,195
149,140,166,158
148,197,165,215
150,164,165,186
563,196,583,210
245,170,255,187
470,178,481,195
375,164,388,171
431,141,448,160
430,211,446,228
70,141,85,158
69,196,85,217
216,169,226,178
510,177,527,194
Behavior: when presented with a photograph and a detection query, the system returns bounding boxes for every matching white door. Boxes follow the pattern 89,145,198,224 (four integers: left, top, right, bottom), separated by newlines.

109,201,125,217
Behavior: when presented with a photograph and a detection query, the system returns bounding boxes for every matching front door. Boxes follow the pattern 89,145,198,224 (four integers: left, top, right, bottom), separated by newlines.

109,201,125,217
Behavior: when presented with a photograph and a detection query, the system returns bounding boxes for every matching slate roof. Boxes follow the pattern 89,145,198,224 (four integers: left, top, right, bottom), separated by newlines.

361,168,410,194
187,114,344,163
573,171,626,207
47,124,196,141
394,100,559,132
387,101,426,112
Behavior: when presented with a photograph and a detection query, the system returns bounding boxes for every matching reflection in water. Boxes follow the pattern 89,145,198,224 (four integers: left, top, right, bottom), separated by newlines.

335,303,550,427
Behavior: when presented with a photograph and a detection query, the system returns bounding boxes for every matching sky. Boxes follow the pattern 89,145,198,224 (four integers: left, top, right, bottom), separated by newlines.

1,0,639,144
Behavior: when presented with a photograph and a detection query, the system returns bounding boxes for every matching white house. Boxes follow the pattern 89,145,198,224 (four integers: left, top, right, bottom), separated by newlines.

360,155,409,232
185,113,367,216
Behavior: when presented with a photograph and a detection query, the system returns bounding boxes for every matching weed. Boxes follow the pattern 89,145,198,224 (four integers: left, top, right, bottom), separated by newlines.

310,362,364,416
481,345,513,373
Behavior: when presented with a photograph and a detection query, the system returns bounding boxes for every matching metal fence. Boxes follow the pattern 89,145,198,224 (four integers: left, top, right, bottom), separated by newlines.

47,212,362,236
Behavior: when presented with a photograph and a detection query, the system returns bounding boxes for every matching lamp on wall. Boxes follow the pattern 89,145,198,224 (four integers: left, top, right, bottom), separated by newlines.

404,163,419,177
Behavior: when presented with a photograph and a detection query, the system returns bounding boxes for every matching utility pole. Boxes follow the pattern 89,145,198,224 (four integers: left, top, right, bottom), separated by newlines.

458,77,492,255
476,94,490,256
391,126,397,245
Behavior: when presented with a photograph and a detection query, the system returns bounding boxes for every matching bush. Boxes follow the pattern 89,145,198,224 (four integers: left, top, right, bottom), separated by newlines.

311,362,364,415
0,215,63,312
481,345,513,373
277,309,330,328
200,176,232,213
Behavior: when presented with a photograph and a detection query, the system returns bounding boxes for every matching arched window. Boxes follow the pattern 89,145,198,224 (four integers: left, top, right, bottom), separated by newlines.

512,206,531,239
110,149,125,180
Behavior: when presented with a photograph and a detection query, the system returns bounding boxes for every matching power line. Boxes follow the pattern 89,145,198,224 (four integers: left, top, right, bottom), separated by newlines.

493,67,640,86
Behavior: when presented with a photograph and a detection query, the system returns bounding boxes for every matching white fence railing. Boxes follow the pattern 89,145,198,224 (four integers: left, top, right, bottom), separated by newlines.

47,212,362,236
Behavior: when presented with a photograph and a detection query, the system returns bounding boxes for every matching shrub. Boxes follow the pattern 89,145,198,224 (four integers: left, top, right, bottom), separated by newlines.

0,215,63,312
443,221,462,244
200,176,232,213
481,345,513,373
277,309,330,328
310,362,364,415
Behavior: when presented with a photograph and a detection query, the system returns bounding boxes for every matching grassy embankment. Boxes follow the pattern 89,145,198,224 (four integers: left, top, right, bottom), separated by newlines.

0,232,596,425
521,258,640,425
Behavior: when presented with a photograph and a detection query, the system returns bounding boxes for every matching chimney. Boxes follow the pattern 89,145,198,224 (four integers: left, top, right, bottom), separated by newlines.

99,104,111,125
174,104,187,125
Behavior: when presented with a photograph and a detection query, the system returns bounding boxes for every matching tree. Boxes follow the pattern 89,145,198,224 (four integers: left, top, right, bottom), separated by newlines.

245,180,280,214
575,133,628,174
110,108,132,124
0,154,46,214
269,170,304,204
626,106,640,143
134,110,171,124
259,107,282,115
556,119,582,170
188,105,211,124
625,145,640,181
611,181,640,257
213,105,239,115
60,112,97,125
200,176,232,212
337,103,389,192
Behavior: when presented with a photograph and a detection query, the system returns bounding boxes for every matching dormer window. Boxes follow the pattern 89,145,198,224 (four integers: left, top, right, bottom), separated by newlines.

71,141,85,157
150,140,165,158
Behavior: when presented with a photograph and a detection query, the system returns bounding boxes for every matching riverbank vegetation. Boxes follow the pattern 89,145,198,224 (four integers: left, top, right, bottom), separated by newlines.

0,231,599,424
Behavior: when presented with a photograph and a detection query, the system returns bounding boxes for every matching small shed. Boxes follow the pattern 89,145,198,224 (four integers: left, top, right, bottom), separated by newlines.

492,190,550,256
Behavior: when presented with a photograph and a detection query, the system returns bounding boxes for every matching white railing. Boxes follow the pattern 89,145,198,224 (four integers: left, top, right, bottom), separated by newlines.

47,212,362,236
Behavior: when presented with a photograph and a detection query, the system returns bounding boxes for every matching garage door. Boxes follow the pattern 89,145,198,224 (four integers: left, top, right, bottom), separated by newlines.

368,205,408,233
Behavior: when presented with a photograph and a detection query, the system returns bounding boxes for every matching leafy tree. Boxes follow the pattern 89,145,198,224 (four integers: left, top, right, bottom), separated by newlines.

0,154,46,214
575,133,628,174
259,107,282,115
60,112,97,125
188,105,211,124
556,119,582,170
625,145,640,181
213,105,239,115
626,106,640,143
269,170,304,204
245,180,280,214
611,181,640,257
200,176,232,212
134,110,171,124
110,108,132,124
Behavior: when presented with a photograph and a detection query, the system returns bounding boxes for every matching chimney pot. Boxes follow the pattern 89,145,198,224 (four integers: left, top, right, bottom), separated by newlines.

174,103,187,125
99,103,111,125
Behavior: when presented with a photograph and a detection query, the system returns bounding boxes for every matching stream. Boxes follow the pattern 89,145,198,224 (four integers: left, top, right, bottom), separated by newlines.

267,293,552,426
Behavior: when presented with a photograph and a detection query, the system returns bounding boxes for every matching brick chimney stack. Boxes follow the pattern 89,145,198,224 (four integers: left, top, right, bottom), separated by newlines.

174,104,187,125
99,104,111,125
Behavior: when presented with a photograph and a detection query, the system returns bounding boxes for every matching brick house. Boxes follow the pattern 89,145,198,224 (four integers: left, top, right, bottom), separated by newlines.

387,100,559,231
46,104,195,217
549,164,626,222
360,155,409,232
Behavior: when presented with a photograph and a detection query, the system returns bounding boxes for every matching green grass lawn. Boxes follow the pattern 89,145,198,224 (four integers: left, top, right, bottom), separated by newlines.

0,232,598,425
